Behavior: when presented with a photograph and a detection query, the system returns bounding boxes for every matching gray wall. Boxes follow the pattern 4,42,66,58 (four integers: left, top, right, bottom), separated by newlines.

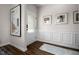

0,4,11,46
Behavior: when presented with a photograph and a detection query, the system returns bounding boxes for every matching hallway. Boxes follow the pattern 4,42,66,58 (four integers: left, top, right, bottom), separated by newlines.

0,4,79,55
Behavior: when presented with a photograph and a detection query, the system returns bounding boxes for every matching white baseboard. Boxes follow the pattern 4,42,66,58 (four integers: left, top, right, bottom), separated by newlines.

0,42,27,52
0,42,10,47
10,43,27,52
37,39,79,50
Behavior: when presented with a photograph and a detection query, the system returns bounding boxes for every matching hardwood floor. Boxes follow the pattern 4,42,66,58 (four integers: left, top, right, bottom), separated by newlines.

1,41,79,55
0,41,53,55
1,45,26,55
25,41,53,55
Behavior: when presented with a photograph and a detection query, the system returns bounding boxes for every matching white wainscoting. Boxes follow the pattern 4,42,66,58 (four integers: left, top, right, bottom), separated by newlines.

62,32,75,45
75,32,79,46
53,32,62,43
38,32,79,49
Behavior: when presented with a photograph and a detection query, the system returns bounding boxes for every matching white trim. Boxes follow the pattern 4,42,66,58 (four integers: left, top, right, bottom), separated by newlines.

37,39,79,50
10,43,27,52
0,42,10,47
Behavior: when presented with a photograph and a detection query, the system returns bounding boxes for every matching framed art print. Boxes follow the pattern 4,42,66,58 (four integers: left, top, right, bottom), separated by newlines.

10,4,21,37
55,13,68,24
43,15,52,24
73,11,79,24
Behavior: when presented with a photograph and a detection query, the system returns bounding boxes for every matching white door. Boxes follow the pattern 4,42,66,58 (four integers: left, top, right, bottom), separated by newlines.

26,14,37,45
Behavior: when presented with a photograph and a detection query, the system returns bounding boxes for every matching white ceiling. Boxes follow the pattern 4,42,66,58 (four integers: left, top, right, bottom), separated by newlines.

34,4,47,7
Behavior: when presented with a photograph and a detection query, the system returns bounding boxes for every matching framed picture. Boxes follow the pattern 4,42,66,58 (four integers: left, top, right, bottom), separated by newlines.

55,13,68,24
73,11,79,24
10,4,21,37
43,15,52,24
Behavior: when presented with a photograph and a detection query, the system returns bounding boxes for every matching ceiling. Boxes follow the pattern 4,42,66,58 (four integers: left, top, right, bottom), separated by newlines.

34,4,47,7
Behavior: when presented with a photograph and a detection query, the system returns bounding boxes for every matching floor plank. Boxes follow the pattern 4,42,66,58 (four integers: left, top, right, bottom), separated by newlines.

0,41,79,55
25,41,53,55
0,41,53,55
2,45,26,55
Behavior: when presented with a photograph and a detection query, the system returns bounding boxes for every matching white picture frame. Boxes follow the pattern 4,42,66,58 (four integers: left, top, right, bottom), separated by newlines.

55,13,68,24
43,15,52,24
73,11,79,24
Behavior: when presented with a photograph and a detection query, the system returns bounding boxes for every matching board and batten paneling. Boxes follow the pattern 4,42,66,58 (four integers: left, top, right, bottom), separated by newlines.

38,32,79,49
62,32,75,45
53,32,62,42
75,32,79,46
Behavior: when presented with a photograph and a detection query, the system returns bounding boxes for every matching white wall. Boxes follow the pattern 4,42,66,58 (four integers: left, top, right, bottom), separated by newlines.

0,4,11,46
25,4,38,45
0,4,37,51
0,4,79,52
10,4,27,51
38,4,79,32
38,4,79,49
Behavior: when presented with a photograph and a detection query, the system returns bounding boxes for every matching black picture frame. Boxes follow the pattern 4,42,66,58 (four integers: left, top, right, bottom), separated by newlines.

10,4,21,37
73,11,79,24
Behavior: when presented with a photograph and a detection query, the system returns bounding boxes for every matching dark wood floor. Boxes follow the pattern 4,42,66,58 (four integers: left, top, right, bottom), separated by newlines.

0,41,53,55
1,41,79,55
1,45,26,55
25,41,53,55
